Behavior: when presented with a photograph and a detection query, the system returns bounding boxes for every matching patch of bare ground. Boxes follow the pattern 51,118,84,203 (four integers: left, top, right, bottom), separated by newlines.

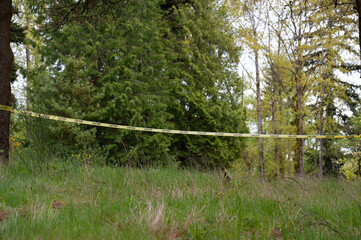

51,200,62,209
0,208,10,222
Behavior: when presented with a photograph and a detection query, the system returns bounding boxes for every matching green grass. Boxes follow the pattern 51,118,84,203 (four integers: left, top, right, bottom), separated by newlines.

0,159,360,239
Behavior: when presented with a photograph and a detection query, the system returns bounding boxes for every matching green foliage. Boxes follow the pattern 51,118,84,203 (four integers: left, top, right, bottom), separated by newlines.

164,0,247,168
336,157,360,181
27,0,247,168
10,22,25,45
227,0,361,177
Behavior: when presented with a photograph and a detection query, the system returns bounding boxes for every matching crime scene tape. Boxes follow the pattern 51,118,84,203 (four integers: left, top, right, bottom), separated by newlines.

1,104,360,139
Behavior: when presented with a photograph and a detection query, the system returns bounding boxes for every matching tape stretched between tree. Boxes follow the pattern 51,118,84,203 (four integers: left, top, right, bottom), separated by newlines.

0,105,360,139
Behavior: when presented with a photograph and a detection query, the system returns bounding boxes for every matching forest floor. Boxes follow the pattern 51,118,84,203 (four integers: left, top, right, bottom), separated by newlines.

0,158,360,239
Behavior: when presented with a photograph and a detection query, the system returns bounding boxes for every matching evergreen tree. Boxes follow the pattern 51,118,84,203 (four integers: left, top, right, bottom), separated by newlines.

163,0,247,168
28,0,247,168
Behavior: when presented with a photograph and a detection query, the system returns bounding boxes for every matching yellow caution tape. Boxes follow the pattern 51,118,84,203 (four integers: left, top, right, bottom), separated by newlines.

1,104,360,139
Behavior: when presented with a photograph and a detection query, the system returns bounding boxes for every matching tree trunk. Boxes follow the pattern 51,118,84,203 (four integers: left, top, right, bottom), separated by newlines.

294,62,304,176
271,101,278,178
25,13,31,111
276,63,285,178
314,138,318,175
255,49,265,181
294,115,300,172
356,141,361,177
318,106,325,177
274,40,285,179
318,139,324,177
0,0,13,163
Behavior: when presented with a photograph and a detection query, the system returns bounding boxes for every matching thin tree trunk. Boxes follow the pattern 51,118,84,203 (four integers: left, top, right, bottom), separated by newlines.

275,40,285,179
294,115,300,172
295,62,304,176
269,59,282,179
287,143,291,176
255,49,265,181
25,14,31,111
319,106,325,177
319,139,324,176
356,141,361,176
314,138,318,175
324,140,330,175
25,5,32,137
0,0,13,162
271,101,278,178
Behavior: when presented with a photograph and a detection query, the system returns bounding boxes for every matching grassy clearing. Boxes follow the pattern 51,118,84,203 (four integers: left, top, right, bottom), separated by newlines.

0,159,360,239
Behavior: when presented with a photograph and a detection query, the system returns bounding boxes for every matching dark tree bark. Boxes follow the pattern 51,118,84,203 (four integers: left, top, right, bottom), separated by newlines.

0,0,13,162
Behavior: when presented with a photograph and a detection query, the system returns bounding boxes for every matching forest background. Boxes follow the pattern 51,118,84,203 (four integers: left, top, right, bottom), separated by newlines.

2,0,361,181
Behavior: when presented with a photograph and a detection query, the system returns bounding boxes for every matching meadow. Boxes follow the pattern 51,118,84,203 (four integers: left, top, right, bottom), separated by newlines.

0,157,360,240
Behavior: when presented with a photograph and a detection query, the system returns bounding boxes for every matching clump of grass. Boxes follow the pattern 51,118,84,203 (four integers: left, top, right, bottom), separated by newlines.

0,157,360,239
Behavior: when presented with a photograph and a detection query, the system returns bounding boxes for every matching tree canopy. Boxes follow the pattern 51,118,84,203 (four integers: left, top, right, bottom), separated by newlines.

2,0,361,179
